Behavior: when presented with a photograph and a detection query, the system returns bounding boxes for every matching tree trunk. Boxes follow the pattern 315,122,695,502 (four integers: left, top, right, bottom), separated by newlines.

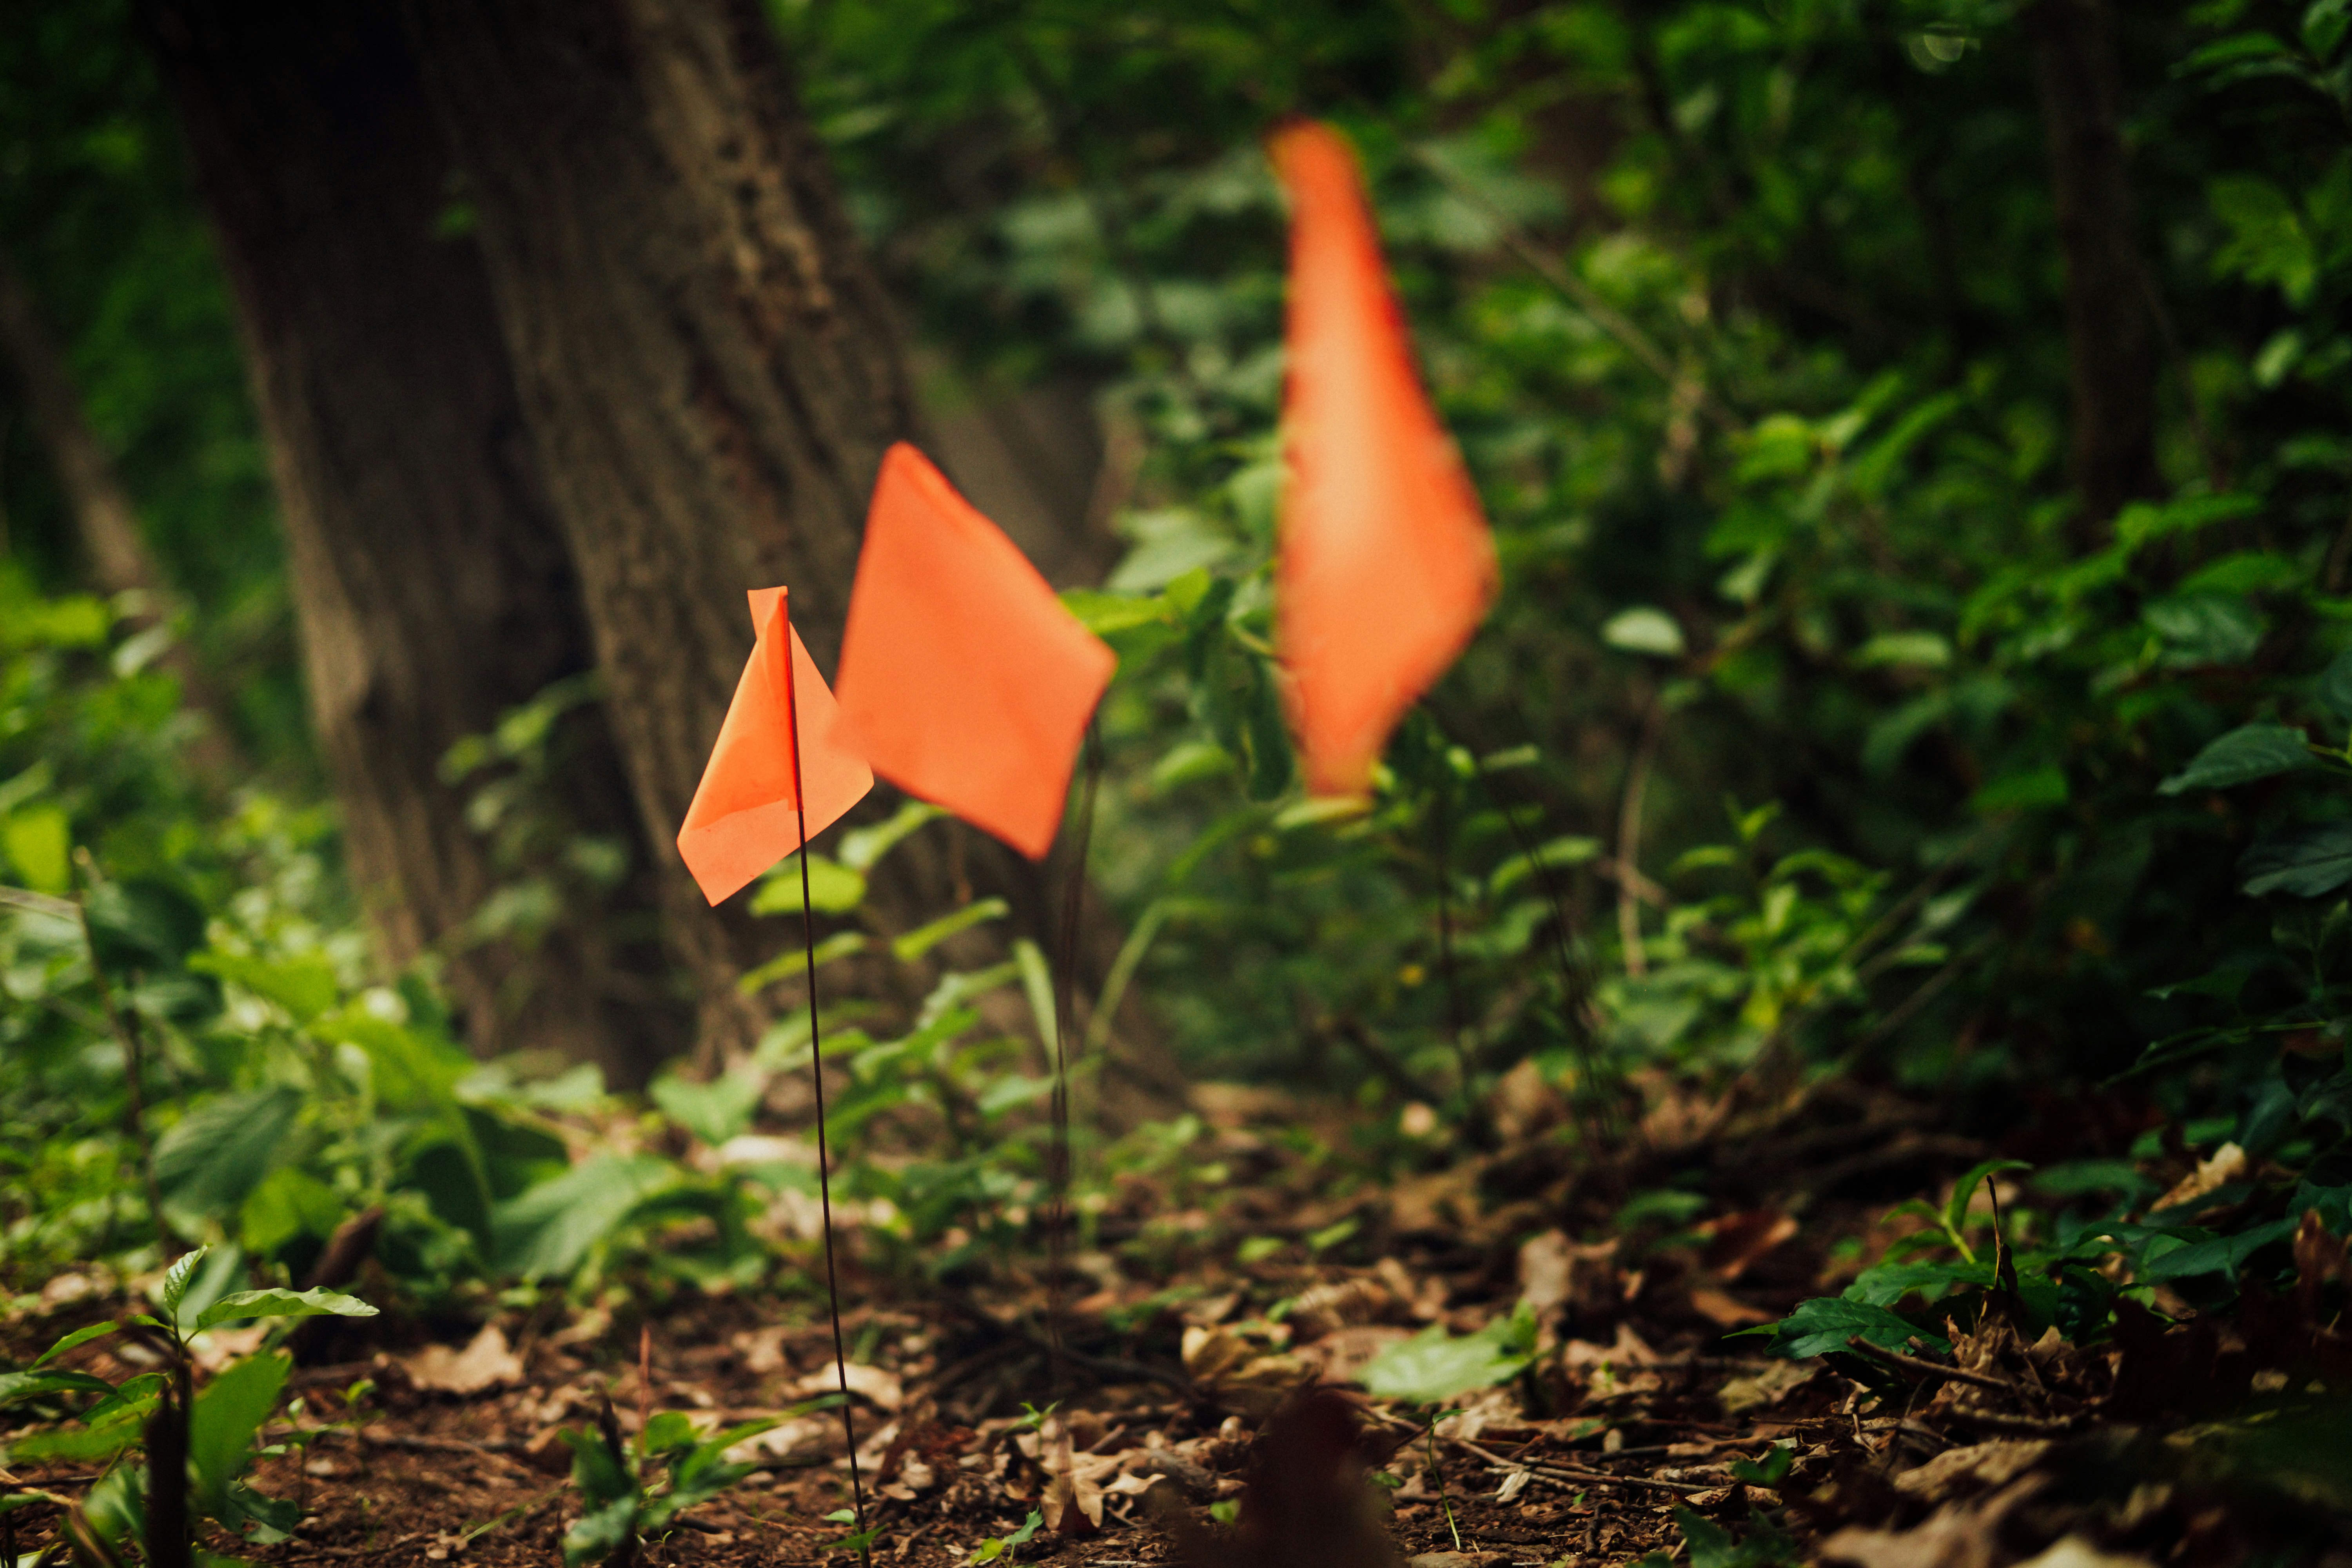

143,0,689,1086
0,249,241,777
2029,0,2160,537
396,0,1076,1063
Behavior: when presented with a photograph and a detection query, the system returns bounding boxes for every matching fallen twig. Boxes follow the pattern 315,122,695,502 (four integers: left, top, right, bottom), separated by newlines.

1843,1337,2024,1396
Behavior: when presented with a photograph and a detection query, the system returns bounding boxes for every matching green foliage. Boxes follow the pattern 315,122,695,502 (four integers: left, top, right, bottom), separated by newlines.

556,1401,820,1567
1359,1302,1538,1405
1632,1506,1800,1568
969,1510,1042,1562
5,1247,376,1555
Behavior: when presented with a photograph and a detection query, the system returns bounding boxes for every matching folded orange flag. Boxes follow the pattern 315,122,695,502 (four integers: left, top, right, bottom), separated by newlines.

1270,121,1498,798
831,443,1116,860
676,587,875,906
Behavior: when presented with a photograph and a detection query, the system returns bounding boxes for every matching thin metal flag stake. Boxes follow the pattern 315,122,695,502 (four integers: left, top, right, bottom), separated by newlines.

1045,719,1103,1388
781,638,871,1566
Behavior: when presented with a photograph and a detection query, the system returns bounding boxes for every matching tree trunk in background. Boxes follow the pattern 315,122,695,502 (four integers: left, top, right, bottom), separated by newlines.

2030,0,2160,537
0,250,241,778
399,0,1107,1069
143,0,689,1087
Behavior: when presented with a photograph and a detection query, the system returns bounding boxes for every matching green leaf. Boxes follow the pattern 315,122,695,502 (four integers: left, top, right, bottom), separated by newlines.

1943,1158,2032,1241
153,1089,302,1229
2138,1217,2298,1282
650,1070,764,1148
1013,938,1057,1057
193,1287,378,1333
1727,1443,1794,1487
1603,606,1686,657
2,806,71,895
492,1155,679,1279
0,1368,118,1406
562,1494,639,1568
160,1245,212,1314
1853,632,1953,670
748,854,867,917
186,951,339,1025
2321,648,2352,723
2242,823,2352,898
1970,766,2068,813
2159,722,2314,794
563,1426,636,1508
189,1350,291,1521
1060,588,1168,636
38,1319,126,1367
835,801,946,873
1489,835,1603,900
1358,1304,1537,1404
1763,1296,1951,1360
892,898,1009,962
238,1167,347,1259
2147,595,2267,667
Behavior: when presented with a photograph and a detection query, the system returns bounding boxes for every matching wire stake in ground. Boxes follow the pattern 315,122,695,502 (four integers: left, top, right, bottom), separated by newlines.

781,646,871,1568
1046,719,1103,1391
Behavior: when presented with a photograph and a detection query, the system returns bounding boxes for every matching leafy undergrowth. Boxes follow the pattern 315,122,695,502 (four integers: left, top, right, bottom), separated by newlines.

11,1073,2352,1568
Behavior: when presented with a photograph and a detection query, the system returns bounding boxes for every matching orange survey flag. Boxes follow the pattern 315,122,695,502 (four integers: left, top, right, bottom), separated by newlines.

1270,121,1497,798
676,587,875,906
831,443,1116,860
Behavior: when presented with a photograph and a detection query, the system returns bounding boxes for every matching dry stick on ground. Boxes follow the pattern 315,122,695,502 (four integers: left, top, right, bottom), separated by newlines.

1842,1339,2020,1397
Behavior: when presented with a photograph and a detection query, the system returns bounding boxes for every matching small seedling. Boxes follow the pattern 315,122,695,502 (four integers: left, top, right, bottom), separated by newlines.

2,1244,376,1566
969,1510,1042,1562
557,1393,835,1566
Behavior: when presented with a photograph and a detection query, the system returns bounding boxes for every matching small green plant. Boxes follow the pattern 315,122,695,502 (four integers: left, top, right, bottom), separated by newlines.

2,1244,376,1566
1632,1505,1802,1568
557,1395,829,1567
968,1509,1041,1562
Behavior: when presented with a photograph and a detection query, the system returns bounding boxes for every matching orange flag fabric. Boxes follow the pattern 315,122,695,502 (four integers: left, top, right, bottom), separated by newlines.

1270,121,1498,798
831,443,1116,860
676,587,875,906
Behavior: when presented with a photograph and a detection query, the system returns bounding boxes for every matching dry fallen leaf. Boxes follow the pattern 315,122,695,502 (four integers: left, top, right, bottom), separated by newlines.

1718,1359,1816,1414
2153,1140,2244,1213
1697,1210,1798,1281
789,1360,902,1411
401,1324,523,1395
1517,1229,1574,1321
1892,1439,2052,1504
2013,1539,2156,1568
1687,1285,1773,1328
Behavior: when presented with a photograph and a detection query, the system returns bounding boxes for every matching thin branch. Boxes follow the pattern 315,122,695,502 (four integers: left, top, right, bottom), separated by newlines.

1842,1337,2018,1396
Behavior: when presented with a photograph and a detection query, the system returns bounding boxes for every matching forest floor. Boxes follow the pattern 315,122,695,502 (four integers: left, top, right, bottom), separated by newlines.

7,1073,2351,1568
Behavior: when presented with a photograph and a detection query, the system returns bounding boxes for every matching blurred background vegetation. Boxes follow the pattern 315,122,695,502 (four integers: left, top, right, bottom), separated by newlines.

4,0,2351,1338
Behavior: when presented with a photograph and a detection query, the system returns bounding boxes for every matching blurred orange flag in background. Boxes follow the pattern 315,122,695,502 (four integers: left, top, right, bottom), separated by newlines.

677,587,875,906
1270,121,1497,798
831,443,1116,860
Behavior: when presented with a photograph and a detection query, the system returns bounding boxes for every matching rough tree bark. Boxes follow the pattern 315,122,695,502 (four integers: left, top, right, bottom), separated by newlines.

397,0,1105,1066
143,0,689,1085
2029,0,2160,536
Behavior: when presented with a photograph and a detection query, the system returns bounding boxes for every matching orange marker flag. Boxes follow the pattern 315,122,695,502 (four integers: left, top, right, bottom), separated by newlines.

831,443,1116,860
1270,121,1498,798
676,587,875,906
